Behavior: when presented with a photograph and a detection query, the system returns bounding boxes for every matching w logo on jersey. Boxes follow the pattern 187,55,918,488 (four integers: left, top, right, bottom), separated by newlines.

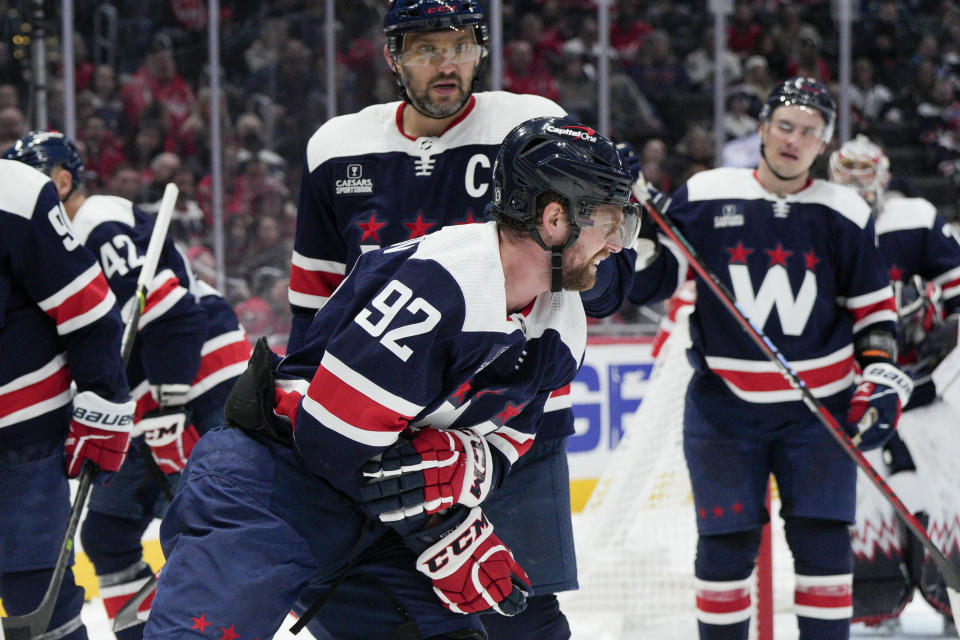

729,264,817,335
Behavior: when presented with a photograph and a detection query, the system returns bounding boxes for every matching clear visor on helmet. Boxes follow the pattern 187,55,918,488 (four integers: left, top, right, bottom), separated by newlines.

395,39,486,68
575,201,641,251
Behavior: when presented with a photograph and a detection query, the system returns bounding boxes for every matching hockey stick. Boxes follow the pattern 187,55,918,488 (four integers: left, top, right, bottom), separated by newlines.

1,184,180,640
632,177,960,635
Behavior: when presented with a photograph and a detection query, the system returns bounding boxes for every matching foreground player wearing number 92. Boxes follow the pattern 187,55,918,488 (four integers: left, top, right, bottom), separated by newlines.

142,116,640,640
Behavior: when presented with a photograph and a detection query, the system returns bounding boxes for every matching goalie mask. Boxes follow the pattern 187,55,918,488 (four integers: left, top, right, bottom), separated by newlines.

384,0,488,118
828,134,891,206
490,116,641,292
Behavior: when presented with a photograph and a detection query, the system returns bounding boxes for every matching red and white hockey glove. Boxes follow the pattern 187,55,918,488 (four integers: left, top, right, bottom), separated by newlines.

65,391,135,480
406,507,530,616
136,384,198,473
361,427,495,525
846,362,913,451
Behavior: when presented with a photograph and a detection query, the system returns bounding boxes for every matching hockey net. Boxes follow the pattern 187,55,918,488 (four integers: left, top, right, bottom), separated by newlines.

561,308,795,640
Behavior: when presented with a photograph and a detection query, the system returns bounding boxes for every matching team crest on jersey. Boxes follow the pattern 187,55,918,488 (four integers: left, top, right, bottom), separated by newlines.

335,162,374,196
713,204,744,228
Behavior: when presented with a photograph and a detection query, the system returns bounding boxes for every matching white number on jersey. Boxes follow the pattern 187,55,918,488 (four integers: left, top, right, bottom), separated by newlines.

47,204,80,251
354,279,441,362
100,234,146,278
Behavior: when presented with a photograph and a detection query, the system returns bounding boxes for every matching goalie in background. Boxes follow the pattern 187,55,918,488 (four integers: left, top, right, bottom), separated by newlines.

629,77,911,640
829,134,960,634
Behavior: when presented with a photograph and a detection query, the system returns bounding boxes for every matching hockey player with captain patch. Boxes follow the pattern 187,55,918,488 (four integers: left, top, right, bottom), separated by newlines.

0,158,134,640
829,134,960,632
629,78,909,640
141,116,640,640
4,131,253,640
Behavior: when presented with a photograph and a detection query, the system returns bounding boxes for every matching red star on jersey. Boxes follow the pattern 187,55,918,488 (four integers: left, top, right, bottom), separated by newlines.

726,241,753,264
731,502,744,514
698,507,708,519
495,402,522,424
403,213,435,239
219,624,240,640
191,613,212,633
712,505,725,518
888,265,904,282
456,209,479,225
452,381,471,404
765,243,792,267
357,214,388,242
803,250,820,271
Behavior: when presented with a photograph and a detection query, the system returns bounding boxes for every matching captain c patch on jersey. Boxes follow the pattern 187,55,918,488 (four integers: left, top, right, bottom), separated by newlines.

335,162,375,196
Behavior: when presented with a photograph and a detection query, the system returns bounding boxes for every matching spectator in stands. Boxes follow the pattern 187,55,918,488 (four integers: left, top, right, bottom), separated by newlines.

609,71,667,145
0,105,25,150
105,163,144,201
123,117,165,191
186,245,217,288
0,83,18,110
555,51,596,124
244,16,290,75
121,33,196,142
144,151,181,202
671,124,714,183
504,38,561,102
767,4,816,75
518,13,564,69
850,57,897,125
84,64,125,136
740,55,773,104
723,89,758,140
914,70,954,142
684,25,742,92
858,0,916,88
178,87,233,172
726,1,764,58
562,15,601,61
80,113,126,187
787,25,832,83
610,0,651,64
628,29,689,116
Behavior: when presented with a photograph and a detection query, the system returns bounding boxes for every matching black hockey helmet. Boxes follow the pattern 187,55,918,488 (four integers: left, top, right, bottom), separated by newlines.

491,116,640,290
759,76,836,141
384,0,488,57
3,130,85,183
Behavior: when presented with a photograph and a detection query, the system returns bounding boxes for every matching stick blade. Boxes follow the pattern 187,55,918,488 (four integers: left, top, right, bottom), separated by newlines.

112,573,159,632
2,613,49,640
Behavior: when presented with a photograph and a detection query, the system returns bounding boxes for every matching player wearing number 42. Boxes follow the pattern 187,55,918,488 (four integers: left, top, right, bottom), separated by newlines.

0,158,134,640
629,77,912,640
4,131,253,640
140,116,640,640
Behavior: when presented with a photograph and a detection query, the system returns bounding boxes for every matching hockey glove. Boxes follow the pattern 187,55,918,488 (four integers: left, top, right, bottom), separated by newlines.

846,362,914,451
917,313,959,364
65,391,135,482
361,427,495,525
405,506,530,616
137,384,197,474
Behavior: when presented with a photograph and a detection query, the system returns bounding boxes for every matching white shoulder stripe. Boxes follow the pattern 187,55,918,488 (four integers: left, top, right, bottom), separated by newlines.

0,159,51,219
70,195,136,243
876,196,937,234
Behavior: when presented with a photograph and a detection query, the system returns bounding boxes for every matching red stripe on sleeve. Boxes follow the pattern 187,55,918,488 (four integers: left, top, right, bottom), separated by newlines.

289,264,345,300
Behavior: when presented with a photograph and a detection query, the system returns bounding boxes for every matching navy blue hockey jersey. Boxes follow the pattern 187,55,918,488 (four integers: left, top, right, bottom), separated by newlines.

630,168,897,416
68,195,206,415
275,222,585,499
0,160,129,448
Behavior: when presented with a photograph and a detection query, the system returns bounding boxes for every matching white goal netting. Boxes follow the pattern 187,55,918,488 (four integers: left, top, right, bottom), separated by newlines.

561,308,796,640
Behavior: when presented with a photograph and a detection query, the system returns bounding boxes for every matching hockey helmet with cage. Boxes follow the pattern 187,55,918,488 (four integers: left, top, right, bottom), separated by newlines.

3,130,85,184
828,134,891,205
759,77,837,142
491,116,640,290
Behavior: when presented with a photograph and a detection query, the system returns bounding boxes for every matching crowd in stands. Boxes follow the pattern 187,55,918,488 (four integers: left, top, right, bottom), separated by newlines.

2,0,958,344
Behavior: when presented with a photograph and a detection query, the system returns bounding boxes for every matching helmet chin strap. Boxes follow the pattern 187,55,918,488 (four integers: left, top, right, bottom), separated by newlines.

550,246,563,293
759,142,807,183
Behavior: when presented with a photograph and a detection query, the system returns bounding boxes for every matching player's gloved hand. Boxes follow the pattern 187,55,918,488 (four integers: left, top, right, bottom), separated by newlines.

917,313,959,363
615,141,642,182
65,390,136,482
846,362,914,450
137,384,197,474
360,427,495,525
405,506,530,616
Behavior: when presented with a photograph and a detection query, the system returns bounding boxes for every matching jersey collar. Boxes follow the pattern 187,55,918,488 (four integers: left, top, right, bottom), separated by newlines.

395,95,477,141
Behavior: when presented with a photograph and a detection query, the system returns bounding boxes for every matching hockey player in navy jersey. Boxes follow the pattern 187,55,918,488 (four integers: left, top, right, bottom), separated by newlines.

286,2,636,638
4,131,252,640
142,116,640,640
0,158,134,640
629,78,911,640
830,135,960,629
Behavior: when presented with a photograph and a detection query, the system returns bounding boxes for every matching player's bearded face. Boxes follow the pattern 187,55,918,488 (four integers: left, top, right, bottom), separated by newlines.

400,64,471,118
562,204,626,291
397,30,479,118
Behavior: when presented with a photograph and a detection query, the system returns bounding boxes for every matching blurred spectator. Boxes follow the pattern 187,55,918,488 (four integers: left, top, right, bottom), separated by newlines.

608,72,667,146
684,26,742,91
786,25,832,83
0,106,26,151
178,87,234,170
767,4,816,74
80,113,126,187
721,130,761,169
84,64,126,135
504,38,561,102
145,151,181,202
235,112,286,177
670,124,714,183
105,163,145,201
244,16,289,75
224,212,252,274
240,214,289,277
69,31,95,92
640,137,671,193
518,14,564,69
610,0,652,65
849,57,897,125
555,52,596,124
121,33,196,142
858,0,917,87
562,16,601,61
917,76,958,142
0,83,18,110
628,30,690,115
901,59,942,138
723,90,758,140
726,1,764,58
142,165,205,245
124,116,166,188
186,245,217,288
